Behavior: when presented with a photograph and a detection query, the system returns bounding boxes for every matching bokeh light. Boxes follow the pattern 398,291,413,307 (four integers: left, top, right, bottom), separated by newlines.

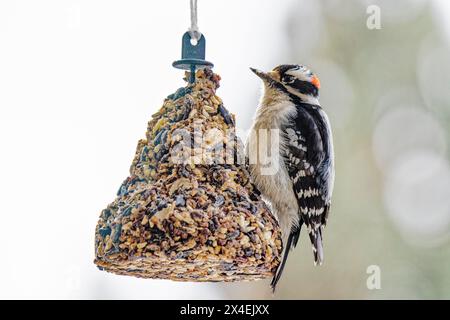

417,37,450,115
372,106,447,173
383,151,450,246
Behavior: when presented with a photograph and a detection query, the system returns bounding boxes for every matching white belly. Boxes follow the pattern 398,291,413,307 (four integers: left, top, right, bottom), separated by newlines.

246,101,300,239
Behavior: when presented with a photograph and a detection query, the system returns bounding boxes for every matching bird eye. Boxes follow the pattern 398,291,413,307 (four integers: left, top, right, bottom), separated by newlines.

282,75,295,83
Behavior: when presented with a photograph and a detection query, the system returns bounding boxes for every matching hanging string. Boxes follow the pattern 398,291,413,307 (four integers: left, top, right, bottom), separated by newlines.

188,0,202,43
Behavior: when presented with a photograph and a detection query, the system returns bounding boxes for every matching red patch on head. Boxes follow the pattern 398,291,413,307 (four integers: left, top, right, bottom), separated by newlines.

311,75,321,89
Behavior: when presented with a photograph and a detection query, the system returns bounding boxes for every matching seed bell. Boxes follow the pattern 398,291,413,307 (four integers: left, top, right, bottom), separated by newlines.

94,11,282,282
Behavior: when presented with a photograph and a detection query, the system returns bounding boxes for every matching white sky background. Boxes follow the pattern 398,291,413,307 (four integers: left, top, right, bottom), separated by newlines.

0,0,449,299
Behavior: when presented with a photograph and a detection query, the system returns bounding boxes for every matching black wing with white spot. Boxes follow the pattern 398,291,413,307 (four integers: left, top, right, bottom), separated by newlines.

284,103,333,262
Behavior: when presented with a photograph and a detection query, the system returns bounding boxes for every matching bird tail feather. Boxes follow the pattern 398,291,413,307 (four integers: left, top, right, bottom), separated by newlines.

271,232,294,292
271,220,303,292
309,228,323,265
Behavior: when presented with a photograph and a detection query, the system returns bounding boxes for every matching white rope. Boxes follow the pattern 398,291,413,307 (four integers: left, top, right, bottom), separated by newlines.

188,0,202,42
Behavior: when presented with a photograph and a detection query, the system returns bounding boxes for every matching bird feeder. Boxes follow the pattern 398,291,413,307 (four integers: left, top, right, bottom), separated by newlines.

94,0,282,282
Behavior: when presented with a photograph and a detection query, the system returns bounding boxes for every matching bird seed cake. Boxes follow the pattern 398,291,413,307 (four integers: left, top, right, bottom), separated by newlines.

94,69,282,281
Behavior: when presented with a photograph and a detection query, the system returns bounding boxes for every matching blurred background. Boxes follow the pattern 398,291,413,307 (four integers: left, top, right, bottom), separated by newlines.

1,0,450,299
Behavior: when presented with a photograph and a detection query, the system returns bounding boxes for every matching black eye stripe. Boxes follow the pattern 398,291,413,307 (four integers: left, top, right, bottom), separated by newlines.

286,79,318,96
282,75,295,83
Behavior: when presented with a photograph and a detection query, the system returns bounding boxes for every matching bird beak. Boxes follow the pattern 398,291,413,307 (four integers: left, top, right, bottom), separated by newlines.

250,68,279,84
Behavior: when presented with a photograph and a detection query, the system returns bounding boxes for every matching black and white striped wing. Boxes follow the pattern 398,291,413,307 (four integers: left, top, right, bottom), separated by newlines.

283,104,333,264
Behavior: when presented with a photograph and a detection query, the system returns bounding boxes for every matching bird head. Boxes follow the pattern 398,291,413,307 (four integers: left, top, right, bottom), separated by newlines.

250,64,320,105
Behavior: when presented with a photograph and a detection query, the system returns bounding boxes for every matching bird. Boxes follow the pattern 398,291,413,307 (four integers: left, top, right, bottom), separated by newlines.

246,64,335,290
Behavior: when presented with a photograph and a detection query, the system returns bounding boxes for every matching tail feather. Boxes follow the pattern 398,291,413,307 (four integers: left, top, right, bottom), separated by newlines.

270,232,294,292
309,228,324,265
292,225,302,248
271,220,303,292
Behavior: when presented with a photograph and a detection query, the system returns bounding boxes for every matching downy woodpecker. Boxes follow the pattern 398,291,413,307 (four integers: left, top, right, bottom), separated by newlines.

246,64,335,289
